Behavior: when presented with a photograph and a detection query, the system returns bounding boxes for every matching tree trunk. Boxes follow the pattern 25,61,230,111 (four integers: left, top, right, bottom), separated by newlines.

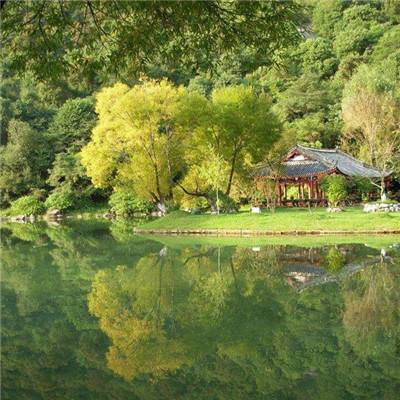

225,149,238,196
380,175,386,201
216,187,219,215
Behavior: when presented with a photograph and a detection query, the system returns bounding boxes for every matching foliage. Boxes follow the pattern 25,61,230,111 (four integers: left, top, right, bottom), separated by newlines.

350,176,376,201
109,191,154,216
178,85,281,204
9,195,45,215
207,191,239,214
1,1,303,82
47,152,97,199
198,147,229,214
1,220,400,399
341,62,400,196
2,0,400,214
81,80,185,209
333,4,389,58
44,188,76,211
324,247,346,274
320,175,348,208
0,120,50,205
47,97,96,153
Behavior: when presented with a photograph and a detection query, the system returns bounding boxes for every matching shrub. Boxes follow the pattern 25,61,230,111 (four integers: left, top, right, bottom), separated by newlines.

109,191,154,216
10,195,45,216
45,189,76,211
180,195,209,212
350,176,376,201
320,175,348,208
209,191,239,213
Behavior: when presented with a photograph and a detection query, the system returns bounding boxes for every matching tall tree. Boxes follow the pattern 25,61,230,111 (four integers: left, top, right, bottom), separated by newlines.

178,85,281,204
81,80,185,211
342,63,400,197
0,120,50,205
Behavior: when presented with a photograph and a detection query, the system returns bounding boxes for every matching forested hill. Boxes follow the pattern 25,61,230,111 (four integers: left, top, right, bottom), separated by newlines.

1,1,399,211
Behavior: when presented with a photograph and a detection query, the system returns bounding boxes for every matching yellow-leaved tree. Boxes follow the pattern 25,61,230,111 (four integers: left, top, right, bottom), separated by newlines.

81,79,186,211
177,85,281,208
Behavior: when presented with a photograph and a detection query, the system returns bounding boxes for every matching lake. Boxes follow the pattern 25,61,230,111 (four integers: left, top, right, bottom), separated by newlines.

1,220,399,400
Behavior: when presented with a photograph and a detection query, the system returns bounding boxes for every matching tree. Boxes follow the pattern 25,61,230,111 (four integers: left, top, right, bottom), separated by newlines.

0,120,50,205
81,80,186,211
333,4,390,58
298,38,339,79
179,85,281,205
47,97,97,154
1,0,303,82
199,147,229,214
341,64,400,198
320,175,348,208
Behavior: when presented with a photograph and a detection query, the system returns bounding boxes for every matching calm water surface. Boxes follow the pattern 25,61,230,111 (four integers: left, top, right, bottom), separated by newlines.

1,221,400,400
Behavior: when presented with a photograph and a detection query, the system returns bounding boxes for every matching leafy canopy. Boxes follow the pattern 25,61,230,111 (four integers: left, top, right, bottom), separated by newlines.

81,79,186,205
1,0,302,82
179,85,281,202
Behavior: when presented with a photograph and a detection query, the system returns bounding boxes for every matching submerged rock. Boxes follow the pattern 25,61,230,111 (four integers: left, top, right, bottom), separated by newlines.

44,209,63,220
10,215,28,222
103,212,116,219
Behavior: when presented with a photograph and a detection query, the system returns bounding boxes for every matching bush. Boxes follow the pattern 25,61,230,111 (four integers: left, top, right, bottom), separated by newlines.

320,175,348,208
109,191,155,216
350,176,376,201
209,191,239,213
45,189,76,211
10,195,45,216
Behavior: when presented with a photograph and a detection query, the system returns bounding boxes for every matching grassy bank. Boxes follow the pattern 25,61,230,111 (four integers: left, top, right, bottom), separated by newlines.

138,208,400,233
140,234,400,250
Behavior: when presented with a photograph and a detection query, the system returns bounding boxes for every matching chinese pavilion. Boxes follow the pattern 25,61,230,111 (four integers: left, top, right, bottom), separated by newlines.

252,144,390,206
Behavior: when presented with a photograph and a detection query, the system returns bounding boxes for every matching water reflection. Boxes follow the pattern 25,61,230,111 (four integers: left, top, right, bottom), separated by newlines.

1,221,399,400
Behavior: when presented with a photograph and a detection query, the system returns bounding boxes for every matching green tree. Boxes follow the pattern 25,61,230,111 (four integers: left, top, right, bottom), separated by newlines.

320,175,348,208
47,97,96,154
0,120,50,205
333,4,390,58
179,85,281,204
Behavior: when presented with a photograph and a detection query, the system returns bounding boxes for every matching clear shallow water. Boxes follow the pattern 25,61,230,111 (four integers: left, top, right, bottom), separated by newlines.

1,221,400,400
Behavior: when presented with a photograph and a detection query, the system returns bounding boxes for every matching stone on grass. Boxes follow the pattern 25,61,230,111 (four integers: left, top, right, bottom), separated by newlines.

363,203,400,213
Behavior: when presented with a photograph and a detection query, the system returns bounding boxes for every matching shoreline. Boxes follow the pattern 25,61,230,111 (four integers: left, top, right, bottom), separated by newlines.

134,228,400,236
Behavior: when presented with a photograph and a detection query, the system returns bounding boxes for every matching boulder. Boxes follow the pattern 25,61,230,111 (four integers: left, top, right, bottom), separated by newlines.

103,212,116,219
44,209,63,220
363,202,400,213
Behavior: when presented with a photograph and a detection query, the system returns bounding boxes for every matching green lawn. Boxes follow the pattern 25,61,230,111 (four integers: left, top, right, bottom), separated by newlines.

139,207,400,232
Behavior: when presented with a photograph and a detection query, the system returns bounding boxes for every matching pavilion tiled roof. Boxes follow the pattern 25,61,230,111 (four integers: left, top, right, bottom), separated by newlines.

253,145,390,179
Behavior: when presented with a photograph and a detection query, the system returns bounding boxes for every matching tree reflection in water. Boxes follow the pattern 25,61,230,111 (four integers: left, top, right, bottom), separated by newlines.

1,221,399,400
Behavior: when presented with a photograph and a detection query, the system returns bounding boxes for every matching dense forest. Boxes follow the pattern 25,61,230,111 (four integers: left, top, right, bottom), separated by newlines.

1,0,399,213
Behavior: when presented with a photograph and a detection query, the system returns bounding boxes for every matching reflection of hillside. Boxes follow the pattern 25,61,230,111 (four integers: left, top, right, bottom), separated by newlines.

1,221,399,400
